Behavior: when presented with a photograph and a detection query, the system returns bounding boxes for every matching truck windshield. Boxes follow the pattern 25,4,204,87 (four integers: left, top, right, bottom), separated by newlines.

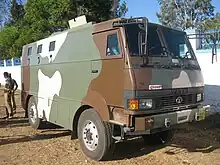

125,23,195,59
124,23,146,56
161,27,195,60
125,23,165,56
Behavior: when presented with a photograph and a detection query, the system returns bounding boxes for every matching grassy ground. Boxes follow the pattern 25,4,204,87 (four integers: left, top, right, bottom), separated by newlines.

0,89,220,165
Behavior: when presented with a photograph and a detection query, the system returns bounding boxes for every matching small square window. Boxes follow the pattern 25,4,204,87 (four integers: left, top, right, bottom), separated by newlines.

37,44,43,53
28,47,32,56
106,33,120,56
49,41,56,51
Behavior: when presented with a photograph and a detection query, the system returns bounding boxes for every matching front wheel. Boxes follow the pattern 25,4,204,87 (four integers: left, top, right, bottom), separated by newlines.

77,109,115,161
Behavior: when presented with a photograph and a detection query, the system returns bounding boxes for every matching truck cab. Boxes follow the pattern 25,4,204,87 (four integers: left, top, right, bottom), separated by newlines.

119,18,208,130
84,17,210,160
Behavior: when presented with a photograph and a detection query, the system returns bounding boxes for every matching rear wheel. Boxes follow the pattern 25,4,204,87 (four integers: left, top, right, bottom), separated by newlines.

142,129,174,145
27,96,43,129
77,109,115,161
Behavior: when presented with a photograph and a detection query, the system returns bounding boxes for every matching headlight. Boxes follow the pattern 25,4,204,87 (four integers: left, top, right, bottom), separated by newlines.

139,99,153,109
197,93,202,102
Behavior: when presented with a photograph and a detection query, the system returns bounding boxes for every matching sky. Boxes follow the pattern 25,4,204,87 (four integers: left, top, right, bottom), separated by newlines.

124,0,220,23
19,0,220,23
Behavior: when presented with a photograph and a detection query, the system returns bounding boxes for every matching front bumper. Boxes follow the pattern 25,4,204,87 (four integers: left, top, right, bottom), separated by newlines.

125,105,210,135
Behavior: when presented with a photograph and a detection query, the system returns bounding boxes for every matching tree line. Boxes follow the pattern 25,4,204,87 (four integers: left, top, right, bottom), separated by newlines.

157,0,220,50
0,0,128,59
157,0,220,31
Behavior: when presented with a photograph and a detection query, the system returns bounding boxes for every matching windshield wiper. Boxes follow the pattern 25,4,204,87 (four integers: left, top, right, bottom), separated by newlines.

154,62,172,69
182,63,200,70
170,63,182,69
162,47,179,58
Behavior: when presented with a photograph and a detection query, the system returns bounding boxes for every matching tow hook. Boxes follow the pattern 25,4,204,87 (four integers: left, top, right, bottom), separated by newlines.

164,118,171,128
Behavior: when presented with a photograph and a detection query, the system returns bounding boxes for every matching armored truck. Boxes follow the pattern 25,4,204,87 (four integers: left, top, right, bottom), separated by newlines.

21,16,210,161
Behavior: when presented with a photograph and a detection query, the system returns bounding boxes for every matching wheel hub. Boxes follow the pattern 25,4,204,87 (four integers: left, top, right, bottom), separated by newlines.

82,121,99,151
29,103,37,123
85,129,93,141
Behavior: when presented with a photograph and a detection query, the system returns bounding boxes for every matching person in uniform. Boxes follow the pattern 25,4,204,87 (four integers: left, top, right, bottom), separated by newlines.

3,72,13,119
8,73,18,113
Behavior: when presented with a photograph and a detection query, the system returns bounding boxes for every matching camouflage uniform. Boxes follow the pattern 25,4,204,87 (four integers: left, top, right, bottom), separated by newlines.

3,73,14,118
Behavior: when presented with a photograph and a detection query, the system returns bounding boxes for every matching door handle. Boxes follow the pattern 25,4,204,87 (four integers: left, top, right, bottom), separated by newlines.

92,70,98,73
38,56,40,64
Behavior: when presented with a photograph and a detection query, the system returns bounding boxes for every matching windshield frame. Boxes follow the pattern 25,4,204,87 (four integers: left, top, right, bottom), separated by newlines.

124,22,197,60
160,25,196,60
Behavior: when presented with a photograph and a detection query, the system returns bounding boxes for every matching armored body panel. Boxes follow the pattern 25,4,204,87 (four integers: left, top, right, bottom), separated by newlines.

21,16,210,161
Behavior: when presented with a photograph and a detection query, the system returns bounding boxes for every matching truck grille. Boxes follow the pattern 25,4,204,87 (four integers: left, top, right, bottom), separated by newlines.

154,94,196,108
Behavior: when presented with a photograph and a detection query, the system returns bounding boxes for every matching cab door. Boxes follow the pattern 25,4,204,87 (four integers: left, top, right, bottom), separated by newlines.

91,28,125,107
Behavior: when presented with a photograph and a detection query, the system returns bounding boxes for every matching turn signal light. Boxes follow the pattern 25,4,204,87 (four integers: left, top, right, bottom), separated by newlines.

128,100,139,110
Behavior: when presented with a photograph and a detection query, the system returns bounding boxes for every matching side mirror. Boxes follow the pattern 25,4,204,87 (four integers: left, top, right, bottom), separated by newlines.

210,35,217,64
138,18,148,56
211,46,217,64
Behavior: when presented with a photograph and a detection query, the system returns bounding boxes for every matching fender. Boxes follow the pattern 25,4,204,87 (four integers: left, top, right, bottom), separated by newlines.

82,89,110,121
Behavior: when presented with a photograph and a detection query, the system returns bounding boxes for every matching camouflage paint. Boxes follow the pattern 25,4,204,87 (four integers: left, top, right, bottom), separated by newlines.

21,17,205,131
22,22,103,129
130,57,204,90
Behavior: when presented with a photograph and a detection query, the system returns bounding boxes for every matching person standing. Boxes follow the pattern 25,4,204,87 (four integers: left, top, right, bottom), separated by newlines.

8,73,18,113
3,72,13,118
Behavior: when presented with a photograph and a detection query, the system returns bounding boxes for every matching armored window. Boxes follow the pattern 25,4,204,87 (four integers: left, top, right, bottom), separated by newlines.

27,47,32,56
37,44,43,53
106,33,120,56
49,41,56,51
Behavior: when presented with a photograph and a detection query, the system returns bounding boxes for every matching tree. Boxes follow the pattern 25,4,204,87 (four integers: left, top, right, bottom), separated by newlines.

115,0,128,18
156,1,178,28
0,0,25,28
199,12,220,31
0,0,128,59
24,0,128,33
71,0,128,23
0,25,19,58
157,0,215,30
215,12,220,22
9,0,25,25
0,0,10,27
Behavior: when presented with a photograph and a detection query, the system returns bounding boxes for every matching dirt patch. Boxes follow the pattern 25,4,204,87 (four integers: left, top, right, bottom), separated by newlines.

0,89,220,165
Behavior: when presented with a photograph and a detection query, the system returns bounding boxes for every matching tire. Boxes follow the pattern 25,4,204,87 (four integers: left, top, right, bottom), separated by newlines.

77,109,115,161
142,129,174,145
27,96,43,129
